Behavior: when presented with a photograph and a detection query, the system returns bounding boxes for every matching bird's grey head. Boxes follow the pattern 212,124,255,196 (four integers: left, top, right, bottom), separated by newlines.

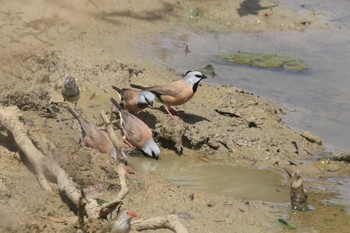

64,76,76,89
183,71,207,92
138,90,155,108
116,209,137,226
142,138,160,160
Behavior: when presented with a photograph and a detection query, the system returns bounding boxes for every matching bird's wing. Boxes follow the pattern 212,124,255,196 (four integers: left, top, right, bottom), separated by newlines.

78,118,99,139
146,85,183,97
131,83,183,97
121,111,142,144
122,89,137,102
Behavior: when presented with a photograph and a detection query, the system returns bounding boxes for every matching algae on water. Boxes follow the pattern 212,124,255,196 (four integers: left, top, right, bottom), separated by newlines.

217,51,308,72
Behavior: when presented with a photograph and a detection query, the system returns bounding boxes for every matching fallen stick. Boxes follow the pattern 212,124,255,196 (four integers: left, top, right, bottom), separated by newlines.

132,215,189,233
0,106,52,191
100,111,125,162
39,215,66,223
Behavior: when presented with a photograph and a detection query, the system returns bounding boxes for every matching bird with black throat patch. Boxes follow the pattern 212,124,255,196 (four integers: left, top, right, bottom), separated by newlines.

110,97,160,160
130,71,207,118
112,86,155,113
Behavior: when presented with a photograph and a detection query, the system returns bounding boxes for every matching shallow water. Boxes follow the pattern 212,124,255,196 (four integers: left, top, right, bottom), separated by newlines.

128,153,289,203
131,1,350,231
133,2,350,152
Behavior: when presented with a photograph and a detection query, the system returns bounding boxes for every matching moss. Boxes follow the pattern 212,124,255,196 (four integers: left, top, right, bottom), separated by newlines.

217,51,308,71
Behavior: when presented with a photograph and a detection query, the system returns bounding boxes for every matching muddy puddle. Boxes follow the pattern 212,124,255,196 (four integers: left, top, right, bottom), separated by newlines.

128,153,289,203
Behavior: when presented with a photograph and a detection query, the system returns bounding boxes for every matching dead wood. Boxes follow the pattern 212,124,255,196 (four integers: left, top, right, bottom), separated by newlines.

132,215,189,233
100,111,125,162
0,106,127,219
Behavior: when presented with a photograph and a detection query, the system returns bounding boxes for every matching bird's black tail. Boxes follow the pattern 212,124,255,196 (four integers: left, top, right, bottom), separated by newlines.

110,97,123,111
111,85,122,93
130,83,147,90
67,105,80,120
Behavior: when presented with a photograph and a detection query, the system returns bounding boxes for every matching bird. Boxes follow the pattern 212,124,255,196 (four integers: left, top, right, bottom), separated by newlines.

101,209,137,233
61,76,80,109
67,106,122,161
130,71,207,118
112,86,155,113
110,97,160,160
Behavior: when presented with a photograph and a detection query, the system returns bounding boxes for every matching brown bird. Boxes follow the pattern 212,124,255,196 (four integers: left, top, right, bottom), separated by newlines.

112,86,155,113
110,98,160,159
67,106,119,160
61,76,80,108
130,71,207,117
101,209,137,233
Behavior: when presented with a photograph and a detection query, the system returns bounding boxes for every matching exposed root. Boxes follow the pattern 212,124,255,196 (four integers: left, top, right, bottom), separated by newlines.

132,215,188,233
0,106,126,219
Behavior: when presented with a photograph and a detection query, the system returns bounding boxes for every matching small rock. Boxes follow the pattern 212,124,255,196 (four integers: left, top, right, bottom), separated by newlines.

207,202,215,207
300,131,322,145
224,200,234,205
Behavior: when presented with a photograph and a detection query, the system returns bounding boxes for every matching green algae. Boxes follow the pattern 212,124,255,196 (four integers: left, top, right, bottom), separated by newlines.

217,51,308,72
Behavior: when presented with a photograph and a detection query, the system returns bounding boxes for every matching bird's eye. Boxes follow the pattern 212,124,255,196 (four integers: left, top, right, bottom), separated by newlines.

195,74,203,78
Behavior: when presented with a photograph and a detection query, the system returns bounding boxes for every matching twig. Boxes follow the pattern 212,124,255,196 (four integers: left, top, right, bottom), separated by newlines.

78,188,87,232
99,164,128,217
39,215,66,223
100,111,125,162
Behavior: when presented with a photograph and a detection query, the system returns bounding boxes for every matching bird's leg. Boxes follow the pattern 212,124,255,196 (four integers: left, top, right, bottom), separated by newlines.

164,106,179,120
124,139,136,148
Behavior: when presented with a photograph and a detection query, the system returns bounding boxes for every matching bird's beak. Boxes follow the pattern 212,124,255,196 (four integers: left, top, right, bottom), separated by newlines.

147,100,154,109
202,74,208,79
127,211,137,218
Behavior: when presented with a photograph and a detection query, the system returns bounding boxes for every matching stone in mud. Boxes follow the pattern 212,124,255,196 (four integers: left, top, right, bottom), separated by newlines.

330,151,350,163
300,131,322,145
154,119,187,155
289,171,308,211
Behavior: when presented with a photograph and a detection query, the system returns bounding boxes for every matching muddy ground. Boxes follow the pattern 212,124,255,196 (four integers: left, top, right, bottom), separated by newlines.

0,0,349,233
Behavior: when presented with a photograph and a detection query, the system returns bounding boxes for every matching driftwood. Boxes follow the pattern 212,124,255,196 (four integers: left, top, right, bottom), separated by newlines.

0,106,125,219
132,215,189,233
100,111,125,163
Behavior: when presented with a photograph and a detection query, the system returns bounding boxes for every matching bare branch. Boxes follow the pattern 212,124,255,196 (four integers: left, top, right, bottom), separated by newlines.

100,111,125,162
0,106,52,191
132,215,188,233
99,164,128,218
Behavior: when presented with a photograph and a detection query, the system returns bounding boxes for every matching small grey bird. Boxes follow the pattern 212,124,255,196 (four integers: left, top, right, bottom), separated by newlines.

112,86,155,113
101,209,137,233
130,71,207,118
61,76,80,108
110,97,160,160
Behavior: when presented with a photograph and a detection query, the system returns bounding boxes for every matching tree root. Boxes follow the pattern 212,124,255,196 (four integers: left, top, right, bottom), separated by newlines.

0,106,124,219
132,215,189,233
